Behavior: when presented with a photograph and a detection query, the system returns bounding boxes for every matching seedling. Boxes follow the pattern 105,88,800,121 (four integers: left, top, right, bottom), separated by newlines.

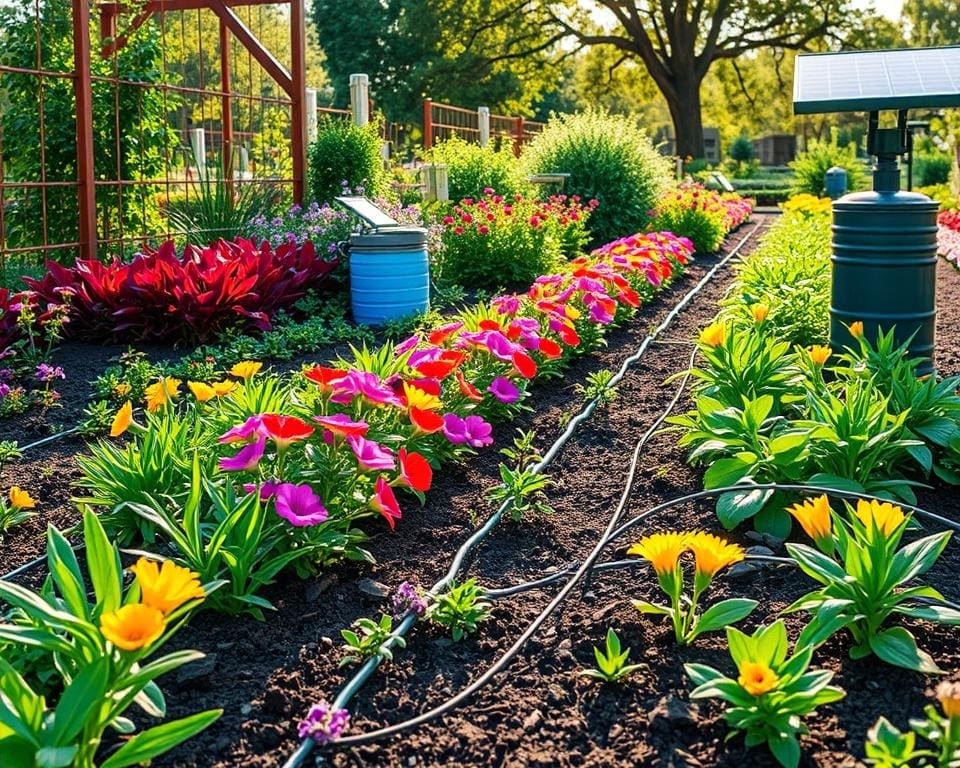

580,629,644,683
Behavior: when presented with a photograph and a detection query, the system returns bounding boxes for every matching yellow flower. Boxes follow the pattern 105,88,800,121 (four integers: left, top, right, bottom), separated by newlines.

787,495,833,542
129,557,206,615
211,380,237,397
144,377,181,412
855,499,905,537
686,532,744,577
99,603,165,652
738,660,780,696
849,321,864,339
8,486,36,510
751,304,769,323
628,531,689,576
698,323,727,348
230,361,262,379
110,400,133,437
188,381,217,402
114,382,132,397
403,382,442,411
807,345,832,366
936,680,960,719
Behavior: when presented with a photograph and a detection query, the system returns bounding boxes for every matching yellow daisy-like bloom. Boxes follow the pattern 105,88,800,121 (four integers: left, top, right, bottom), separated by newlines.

738,660,780,696
751,304,770,323
686,531,744,577
144,377,181,412
114,382,132,397
110,400,133,438
627,531,689,576
230,360,262,379
936,680,960,719
849,321,864,339
188,381,217,402
698,323,726,348
99,603,165,652
855,498,905,537
211,380,237,397
808,345,832,366
787,495,833,542
403,382,442,411
8,486,36,510
129,557,206,615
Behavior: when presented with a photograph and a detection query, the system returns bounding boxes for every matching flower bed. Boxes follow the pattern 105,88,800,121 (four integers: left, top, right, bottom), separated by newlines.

939,209,960,269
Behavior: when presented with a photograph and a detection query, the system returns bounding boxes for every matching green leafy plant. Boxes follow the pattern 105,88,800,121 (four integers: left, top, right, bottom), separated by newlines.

789,131,866,197
685,620,845,768
422,135,526,200
428,579,491,641
650,184,728,255
575,369,618,406
580,629,644,682
866,682,960,767
308,116,389,204
340,614,405,666
486,465,554,521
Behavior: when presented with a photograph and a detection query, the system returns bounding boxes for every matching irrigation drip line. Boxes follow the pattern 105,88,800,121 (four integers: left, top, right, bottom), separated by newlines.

282,222,765,767
18,426,81,453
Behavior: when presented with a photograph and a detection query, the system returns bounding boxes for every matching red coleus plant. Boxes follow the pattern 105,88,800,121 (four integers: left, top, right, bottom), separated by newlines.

26,238,339,342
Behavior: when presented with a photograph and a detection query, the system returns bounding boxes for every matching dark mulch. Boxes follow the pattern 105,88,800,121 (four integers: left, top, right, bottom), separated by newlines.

8,217,960,768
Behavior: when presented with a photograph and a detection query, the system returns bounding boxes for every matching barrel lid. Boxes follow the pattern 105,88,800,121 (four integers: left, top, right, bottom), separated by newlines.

349,227,427,248
833,189,939,209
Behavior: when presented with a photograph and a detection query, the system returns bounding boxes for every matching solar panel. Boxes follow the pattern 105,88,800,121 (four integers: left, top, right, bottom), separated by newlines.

793,46,960,115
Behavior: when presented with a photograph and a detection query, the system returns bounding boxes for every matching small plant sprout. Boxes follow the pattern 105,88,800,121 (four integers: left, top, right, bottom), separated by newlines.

575,369,618,406
428,578,491,641
0,484,36,533
340,614,404,667
580,628,644,683
628,530,757,644
685,620,845,768
0,440,21,470
499,428,542,469
866,681,960,767
486,465,554,522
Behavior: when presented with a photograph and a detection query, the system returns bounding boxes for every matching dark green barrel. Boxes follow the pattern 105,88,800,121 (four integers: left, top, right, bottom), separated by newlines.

830,189,938,375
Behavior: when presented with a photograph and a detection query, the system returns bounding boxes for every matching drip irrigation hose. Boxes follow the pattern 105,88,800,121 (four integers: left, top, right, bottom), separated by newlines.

282,222,765,767
18,427,81,453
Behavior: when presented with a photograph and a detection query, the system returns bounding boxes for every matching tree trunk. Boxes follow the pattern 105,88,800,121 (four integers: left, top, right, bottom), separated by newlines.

666,82,706,159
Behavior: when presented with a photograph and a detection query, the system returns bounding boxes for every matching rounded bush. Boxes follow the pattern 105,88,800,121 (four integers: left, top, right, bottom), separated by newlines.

308,117,388,204
424,136,525,201
789,135,866,197
522,109,671,245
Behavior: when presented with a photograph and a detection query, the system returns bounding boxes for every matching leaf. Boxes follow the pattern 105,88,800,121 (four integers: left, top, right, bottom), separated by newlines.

784,543,847,584
893,604,960,624
692,599,758,637
768,733,801,768
100,709,222,768
868,627,942,674
753,504,792,540
886,532,951,589
703,458,752,490
83,508,122,615
716,488,770,529
36,746,78,768
631,600,672,616
51,660,109,744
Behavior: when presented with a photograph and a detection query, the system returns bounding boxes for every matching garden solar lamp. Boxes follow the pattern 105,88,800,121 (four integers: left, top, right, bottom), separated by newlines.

793,46,960,376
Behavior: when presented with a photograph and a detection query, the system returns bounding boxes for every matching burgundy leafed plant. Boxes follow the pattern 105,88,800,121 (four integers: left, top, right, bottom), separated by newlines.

26,238,339,342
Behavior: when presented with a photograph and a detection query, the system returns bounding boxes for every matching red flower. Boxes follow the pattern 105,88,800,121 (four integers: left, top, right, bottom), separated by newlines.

398,448,432,493
539,338,563,359
304,366,349,391
260,414,315,449
512,350,537,379
619,288,640,308
558,325,580,347
478,319,502,332
427,322,464,346
371,476,402,530
414,351,466,380
410,407,445,433
455,370,484,402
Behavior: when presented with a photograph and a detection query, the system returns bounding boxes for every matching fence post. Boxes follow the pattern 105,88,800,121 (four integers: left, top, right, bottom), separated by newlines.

72,0,98,261
290,0,308,204
305,88,318,143
189,128,207,177
478,107,490,147
513,116,524,157
219,17,234,189
350,74,369,126
423,98,433,150
422,164,448,203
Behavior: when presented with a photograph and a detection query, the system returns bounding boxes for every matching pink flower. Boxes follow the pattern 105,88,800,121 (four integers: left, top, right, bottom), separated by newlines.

331,370,402,407
394,334,421,355
442,413,493,448
488,377,520,404
219,415,264,444
478,225,490,235
313,413,369,441
219,437,266,471
347,435,396,471
371,476,402,529
244,481,279,500
442,215,455,225
274,483,328,526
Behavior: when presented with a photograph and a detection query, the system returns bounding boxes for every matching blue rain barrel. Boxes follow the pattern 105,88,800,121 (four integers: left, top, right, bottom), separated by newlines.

349,227,429,325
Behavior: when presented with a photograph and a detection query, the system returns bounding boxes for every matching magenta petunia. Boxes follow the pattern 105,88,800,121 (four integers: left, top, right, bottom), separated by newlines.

488,376,520,404
219,414,265,444
347,434,396,471
274,482,328,526
219,437,266,472
442,413,494,448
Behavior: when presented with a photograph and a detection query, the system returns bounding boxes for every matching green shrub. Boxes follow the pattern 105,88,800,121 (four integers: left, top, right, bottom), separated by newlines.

728,135,755,163
919,183,958,210
912,151,952,187
522,109,671,246
789,133,866,197
423,136,525,201
308,117,388,204
650,186,728,255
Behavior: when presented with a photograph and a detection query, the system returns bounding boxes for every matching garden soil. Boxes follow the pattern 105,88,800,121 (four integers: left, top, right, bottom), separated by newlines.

6,215,960,767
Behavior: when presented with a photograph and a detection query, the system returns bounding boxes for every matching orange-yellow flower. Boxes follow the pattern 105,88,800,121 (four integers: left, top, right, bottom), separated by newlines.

738,660,779,696
686,532,744,577
628,531,689,576
188,381,216,402
403,382,442,412
129,557,205,614
698,323,726,348
144,377,181,412
230,361,262,379
114,382,132,397
211,380,237,397
936,680,960,719
788,495,833,542
855,499,905,537
808,345,832,366
751,304,769,323
100,603,165,651
8,486,36,510
110,400,133,437
849,321,864,339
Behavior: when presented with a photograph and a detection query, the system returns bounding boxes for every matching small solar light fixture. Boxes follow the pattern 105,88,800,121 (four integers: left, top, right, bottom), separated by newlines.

793,46,960,375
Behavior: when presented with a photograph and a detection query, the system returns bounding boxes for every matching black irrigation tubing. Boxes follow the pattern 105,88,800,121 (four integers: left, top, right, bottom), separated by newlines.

282,222,765,767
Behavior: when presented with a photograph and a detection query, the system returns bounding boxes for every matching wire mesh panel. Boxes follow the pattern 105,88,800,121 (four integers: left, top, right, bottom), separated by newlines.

424,101,545,156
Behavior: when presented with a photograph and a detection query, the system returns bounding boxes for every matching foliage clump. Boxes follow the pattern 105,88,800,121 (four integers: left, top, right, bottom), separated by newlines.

789,132,866,197
308,117,388,204
424,136,526,201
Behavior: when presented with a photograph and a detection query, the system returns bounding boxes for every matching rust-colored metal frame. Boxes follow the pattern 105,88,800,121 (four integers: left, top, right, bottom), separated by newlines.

423,99,545,157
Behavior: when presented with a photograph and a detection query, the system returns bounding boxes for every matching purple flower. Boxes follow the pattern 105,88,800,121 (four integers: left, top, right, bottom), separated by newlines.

219,415,265,444
0,383,10,398
0,369,13,383
442,413,493,448
35,364,65,382
347,435,396,471
219,437,266,472
488,377,520,404
394,334,420,356
274,483,328,526
391,581,428,620
243,481,279,500
297,700,350,743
